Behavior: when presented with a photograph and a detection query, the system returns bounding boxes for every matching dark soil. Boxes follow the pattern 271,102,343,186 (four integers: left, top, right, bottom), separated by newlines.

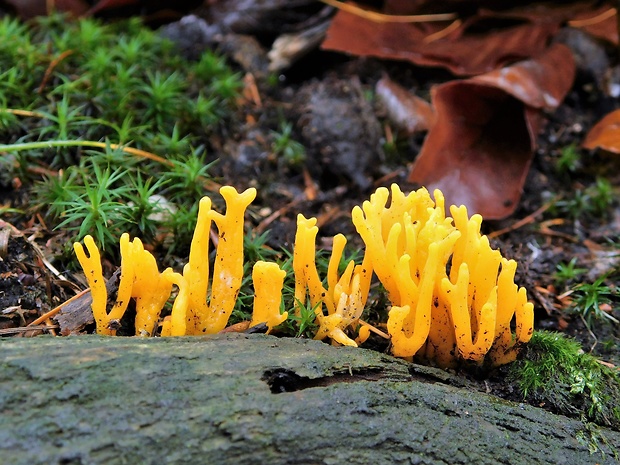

0,4,619,432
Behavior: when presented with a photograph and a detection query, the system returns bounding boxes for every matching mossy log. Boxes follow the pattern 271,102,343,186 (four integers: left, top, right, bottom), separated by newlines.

1,334,618,464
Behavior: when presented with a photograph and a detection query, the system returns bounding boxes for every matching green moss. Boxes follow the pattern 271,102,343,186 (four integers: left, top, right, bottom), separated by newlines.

0,13,243,256
510,331,620,430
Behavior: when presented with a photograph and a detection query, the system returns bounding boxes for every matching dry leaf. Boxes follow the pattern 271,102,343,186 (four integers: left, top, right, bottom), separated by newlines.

408,44,575,219
569,3,618,44
375,75,435,134
583,109,620,153
322,1,594,76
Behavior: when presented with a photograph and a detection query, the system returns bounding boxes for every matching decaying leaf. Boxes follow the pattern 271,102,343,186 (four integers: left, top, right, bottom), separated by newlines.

582,109,620,153
3,0,202,19
408,44,575,219
322,1,593,76
569,3,618,44
375,75,435,134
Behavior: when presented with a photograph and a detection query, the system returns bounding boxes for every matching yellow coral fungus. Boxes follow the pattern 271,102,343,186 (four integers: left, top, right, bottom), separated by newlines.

440,205,534,366
128,237,173,337
162,270,189,337
293,215,372,347
353,184,533,367
183,186,256,334
74,182,533,369
74,235,115,335
353,186,458,361
312,270,367,347
74,186,257,337
250,261,287,331
74,233,173,336
109,233,136,327
293,215,327,313
181,196,212,335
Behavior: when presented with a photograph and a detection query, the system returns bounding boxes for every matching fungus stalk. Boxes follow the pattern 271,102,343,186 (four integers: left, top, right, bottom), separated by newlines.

183,186,257,335
294,215,372,347
250,261,288,332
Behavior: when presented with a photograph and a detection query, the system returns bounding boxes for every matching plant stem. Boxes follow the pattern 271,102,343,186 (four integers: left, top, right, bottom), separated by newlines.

0,140,172,165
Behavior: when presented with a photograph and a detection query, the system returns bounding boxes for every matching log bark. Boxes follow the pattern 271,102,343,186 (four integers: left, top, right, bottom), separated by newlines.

1,334,618,464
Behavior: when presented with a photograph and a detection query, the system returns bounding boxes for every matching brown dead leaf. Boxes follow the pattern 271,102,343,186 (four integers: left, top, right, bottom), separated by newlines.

408,44,575,219
219,321,251,333
4,0,201,20
473,44,576,110
322,1,594,76
375,75,435,134
582,109,620,153
569,4,618,44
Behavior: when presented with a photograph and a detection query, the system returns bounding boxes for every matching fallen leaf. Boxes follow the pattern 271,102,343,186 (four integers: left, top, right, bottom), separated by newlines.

3,0,202,19
408,43,575,219
569,3,618,44
582,109,620,153
322,1,593,76
375,75,435,134
219,321,251,333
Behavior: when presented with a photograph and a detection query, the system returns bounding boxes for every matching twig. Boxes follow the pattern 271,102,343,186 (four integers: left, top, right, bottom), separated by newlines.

38,50,75,94
580,314,598,353
488,200,554,239
256,198,303,233
538,219,578,242
27,288,90,327
372,169,403,187
0,140,221,192
44,318,58,337
319,0,457,23
0,108,46,118
424,19,462,43
531,286,557,316
597,359,618,370
568,8,616,27
0,324,59,336
358,319,390,340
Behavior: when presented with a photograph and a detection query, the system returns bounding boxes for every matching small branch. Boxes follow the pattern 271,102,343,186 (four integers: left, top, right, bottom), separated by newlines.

0,140,222,192
319,0,457,23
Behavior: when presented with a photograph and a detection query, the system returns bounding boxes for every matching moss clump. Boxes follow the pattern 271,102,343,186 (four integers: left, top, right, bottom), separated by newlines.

510,330,620,430
0,13,243,256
